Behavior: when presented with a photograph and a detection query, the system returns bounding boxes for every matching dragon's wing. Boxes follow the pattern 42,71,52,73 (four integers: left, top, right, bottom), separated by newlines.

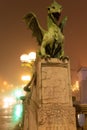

59,16,68,32
24,12,45,45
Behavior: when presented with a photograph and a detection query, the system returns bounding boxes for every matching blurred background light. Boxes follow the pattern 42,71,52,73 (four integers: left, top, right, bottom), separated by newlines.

21,75,31,81
28,52,36,61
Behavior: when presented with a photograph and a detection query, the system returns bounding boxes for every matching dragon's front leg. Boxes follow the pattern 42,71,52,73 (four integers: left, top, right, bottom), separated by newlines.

40,41,50,58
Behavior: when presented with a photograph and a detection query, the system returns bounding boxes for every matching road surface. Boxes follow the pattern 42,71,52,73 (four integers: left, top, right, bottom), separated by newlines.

0,104,23,130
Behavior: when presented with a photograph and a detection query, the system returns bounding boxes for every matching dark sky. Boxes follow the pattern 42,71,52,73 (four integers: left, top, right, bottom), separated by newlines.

0,0,87,86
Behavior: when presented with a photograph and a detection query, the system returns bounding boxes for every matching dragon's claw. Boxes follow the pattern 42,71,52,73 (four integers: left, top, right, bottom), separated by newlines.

60,56,69,62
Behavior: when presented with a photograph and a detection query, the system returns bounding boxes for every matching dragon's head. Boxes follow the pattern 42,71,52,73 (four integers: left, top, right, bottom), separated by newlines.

48,1,62,21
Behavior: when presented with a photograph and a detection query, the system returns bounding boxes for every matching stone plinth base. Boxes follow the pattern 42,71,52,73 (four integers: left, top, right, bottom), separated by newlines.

38,104,76,130
38,125,76,130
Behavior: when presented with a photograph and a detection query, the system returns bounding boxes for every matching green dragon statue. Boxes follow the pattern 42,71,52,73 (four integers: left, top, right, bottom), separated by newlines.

24,1,67,59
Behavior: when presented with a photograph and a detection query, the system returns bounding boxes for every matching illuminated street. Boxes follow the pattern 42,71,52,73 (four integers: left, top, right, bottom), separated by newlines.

0,103,23,130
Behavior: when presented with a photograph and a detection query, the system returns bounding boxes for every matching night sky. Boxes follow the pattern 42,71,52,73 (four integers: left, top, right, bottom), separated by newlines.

0,0,87,86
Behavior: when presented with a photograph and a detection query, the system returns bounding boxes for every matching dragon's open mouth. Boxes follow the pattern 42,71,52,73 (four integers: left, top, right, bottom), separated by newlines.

52,12,61,21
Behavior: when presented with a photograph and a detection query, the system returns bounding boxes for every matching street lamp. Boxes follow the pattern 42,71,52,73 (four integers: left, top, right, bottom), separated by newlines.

28,52,36,61
20,52,36,68
20,52,36,63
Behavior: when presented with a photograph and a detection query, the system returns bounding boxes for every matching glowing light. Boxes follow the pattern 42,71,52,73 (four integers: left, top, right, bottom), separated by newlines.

15,104,23,117
14,89,24,99
3,97,16,108
21,75,31,81
12,104,23,122
3,81,7,85
20,52,36,63
28,52,36,61
20,54,30,62
3,103,9,108
72,81,79,91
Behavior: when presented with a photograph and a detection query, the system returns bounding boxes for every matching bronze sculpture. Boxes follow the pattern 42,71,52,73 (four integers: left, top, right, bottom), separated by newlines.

24,1,67,59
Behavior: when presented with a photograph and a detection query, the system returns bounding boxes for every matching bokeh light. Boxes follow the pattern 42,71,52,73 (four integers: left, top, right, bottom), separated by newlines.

28,52,36,61
12,103,23,122
21,75,31,81
20,52,36,63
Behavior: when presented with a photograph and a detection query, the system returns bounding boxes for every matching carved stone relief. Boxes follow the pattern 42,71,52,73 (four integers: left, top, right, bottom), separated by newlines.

38,104,75,126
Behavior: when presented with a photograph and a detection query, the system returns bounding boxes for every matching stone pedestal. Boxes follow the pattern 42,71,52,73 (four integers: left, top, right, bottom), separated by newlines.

36,58,77,130
23,58,77,130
